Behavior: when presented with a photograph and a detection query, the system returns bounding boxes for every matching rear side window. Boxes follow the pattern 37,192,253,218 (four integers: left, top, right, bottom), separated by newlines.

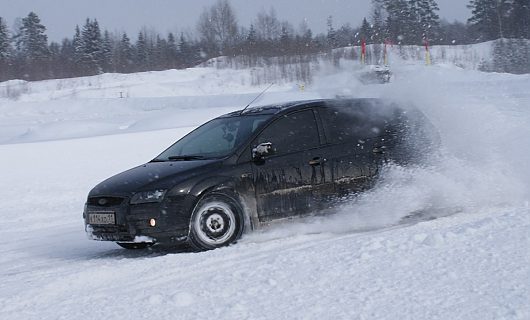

255,109,319,155
319,101,389,144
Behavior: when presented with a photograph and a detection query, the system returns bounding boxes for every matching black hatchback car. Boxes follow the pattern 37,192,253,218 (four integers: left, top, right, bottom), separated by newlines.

84,98,438,250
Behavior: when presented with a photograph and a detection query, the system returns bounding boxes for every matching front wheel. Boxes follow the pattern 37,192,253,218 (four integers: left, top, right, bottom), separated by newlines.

188,192,243,251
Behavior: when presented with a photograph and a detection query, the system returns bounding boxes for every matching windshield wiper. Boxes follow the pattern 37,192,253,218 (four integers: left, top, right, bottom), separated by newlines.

150,158,166,162
167,155,206,161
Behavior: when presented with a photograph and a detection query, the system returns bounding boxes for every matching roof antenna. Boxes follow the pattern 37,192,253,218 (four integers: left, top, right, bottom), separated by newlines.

239,83,274,115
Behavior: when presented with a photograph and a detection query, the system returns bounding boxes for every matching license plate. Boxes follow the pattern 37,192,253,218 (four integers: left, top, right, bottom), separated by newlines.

88,212,116,225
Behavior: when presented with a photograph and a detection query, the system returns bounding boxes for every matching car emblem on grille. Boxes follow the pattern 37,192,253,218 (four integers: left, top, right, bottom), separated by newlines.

98,198,108,206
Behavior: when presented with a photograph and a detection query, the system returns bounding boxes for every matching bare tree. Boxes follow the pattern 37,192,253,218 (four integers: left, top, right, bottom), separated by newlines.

197,0,238,56
256,7,281,41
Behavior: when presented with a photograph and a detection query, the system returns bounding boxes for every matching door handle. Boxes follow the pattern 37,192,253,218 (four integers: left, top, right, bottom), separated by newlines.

309,157,323,166
372,146,386,154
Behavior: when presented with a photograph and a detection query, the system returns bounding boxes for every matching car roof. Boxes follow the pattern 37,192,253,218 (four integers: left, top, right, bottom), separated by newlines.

220,98,387,118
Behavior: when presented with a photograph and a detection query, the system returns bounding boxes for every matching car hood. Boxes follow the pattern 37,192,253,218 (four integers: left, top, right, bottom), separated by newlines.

89,159,222,196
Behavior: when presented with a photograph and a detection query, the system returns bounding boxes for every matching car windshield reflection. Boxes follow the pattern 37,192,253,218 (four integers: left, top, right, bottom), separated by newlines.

154,115,270,161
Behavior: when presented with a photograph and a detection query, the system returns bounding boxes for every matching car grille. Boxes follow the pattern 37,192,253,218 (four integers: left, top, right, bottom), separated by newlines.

87,196,125,207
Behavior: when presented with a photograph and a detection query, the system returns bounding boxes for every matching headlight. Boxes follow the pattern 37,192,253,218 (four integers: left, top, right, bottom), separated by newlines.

130,189,167,204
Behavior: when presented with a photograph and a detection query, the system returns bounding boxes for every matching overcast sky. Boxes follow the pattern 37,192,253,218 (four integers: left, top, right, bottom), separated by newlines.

0,0,470,42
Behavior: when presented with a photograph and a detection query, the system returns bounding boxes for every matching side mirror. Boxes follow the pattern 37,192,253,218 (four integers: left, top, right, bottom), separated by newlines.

252,142,274,161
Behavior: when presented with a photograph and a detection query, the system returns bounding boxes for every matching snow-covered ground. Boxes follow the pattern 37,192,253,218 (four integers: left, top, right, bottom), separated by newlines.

1,52,530,319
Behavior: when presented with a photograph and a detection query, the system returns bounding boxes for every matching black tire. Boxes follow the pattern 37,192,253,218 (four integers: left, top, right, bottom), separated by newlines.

116,242,153,250
188,192,244,251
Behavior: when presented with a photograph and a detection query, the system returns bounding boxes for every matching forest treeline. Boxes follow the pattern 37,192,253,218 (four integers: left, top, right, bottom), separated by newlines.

0,0,529,81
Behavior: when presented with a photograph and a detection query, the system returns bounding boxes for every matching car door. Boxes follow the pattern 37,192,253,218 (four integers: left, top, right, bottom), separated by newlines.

317,101,388,197
250,109,330,222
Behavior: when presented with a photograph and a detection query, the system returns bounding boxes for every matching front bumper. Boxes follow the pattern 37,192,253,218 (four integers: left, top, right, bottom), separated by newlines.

83,195,195,244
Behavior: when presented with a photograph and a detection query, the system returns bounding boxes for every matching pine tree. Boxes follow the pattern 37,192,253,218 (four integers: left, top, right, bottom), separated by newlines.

145,32,156,70
297,20,310,39
0,17,11,81
438,20,471,44
326,16,337,49
0,17,10,61
336,24,355,47
385,0,416,43
101,30,113,72
178,32,191,67
179,32,202,67
298,21,314,52
72,25,83,72
360,18,372,43
166,32,177,68
59,38,76,77
371,0,386,43
154,35,167,70
417,0,440,41
80,18,103,75
16,12,50,79
135,31,148,71
507,0,530,39
244,24,258,57
117,32,133,73
484,38,530,74
407,0,421,41
382,0,440,44
468,0,510,41
279,23,292,54
48,41,62,78
16,12,49,59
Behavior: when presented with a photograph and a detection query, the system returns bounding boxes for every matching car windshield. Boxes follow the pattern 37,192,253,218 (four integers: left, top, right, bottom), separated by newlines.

154,115,270,161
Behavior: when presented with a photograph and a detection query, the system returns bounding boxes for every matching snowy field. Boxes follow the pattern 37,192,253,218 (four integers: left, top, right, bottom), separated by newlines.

1,54,530,319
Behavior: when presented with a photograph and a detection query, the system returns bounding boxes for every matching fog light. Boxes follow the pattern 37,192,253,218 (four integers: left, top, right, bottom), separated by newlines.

149,218,156,227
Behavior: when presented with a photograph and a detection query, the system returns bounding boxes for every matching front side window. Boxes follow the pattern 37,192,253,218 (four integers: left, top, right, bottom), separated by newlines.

155,115,270,160
255,109,319,155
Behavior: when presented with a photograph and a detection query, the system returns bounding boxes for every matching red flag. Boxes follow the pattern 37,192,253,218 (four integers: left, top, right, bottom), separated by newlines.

361,38,367,64
361,38,366,55
424,38,431,65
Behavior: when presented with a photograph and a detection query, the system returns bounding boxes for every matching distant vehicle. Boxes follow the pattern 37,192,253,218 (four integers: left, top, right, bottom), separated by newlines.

358,65,392,84
84,99,438,251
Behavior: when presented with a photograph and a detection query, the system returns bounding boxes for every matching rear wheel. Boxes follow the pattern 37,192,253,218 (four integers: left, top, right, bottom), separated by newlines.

117,242,153,250
188,192,243,251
